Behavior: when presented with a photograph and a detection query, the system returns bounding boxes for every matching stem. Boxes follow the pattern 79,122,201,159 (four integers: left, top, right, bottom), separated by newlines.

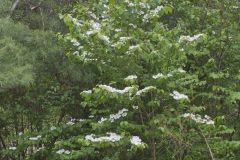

151,138,157,160
198,129,215,160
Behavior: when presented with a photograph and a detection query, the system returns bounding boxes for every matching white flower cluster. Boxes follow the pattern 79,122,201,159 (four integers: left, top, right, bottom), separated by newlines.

50,126,57,131
109,108,128,122
152,73,172,79
179,34,204,42
136,86,156,96
143,5,164,22
152,69,185,79
124,75,137,81
130,136,144,145
132,105,139,109
182,113,214,125
177,68,186,73
81,90,92,94
99,34,110,43
35,145,45,152
170,91,189,100
68,15,83,27
85,132,122,142
85,21,102,36
66,121,75,125
98,85,134,94
9,146,17,150
29,135,41,141
129,45,140,50
70,38,80,47
56,148,71,155
98,108,128,123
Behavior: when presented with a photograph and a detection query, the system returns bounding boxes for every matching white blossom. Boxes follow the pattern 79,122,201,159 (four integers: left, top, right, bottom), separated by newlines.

170,91,189,100
115,28,122,32
78,119,86,122
152,6,164,14
132,106,139,109
99,35,110,43
29,135,41,141
91,21,101,30
9,147,17,150
152,73,164,79
177,68,186,73
71,38,80,46
85,132,122,142
89,115,94,118
130,136,143,145
136,86,156,96
50,126,57,131
56,149,71,155
109,108,128,122
179,34,204,42
81,90,92,94
98,85,134,94
119,37,131,41
129,45,139,50
182,113,214,125
86,30,96,36
98,117,108,123
124,75,137,81
66,121,75,125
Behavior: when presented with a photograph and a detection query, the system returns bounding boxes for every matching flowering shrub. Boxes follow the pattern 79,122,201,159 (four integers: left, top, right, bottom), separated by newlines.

2,0,240,160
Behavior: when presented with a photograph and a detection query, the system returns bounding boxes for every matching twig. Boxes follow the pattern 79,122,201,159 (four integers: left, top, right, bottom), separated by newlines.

198,128,215,160
10,0,21,16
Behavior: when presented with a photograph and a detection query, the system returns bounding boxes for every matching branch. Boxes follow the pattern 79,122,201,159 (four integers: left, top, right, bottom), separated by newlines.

197,128,215,160
10,0,21,16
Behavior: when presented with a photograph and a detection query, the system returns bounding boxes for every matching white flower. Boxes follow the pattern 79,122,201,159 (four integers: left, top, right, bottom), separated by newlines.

56,149,71,154
86,30,96,36
50,126,57,131
71,38,80,46
119,37,131,41
98,85,134,94
99,35,110,43
18,132,23,136
179,34,204,42
182,113,214,125
64,150,71,155
136,86,156,96
153,6,164,14
109,108,128,122
79,119,86,122
98,117,108,123
85,132,122,142
89,115,94,118
177,68,186,73
129,45,139,50
66,121,75,125
115,28,122,32
152,73,164,79
9,147,17,150
132,106,139,109
130,136,143,145
91,21,101,30
81,90,92,94
29,135,41,141
170,91,189,100
124,75,137,81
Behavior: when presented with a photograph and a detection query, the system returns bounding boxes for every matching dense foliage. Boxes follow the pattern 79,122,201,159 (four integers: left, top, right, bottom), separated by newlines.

0,0,240,160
